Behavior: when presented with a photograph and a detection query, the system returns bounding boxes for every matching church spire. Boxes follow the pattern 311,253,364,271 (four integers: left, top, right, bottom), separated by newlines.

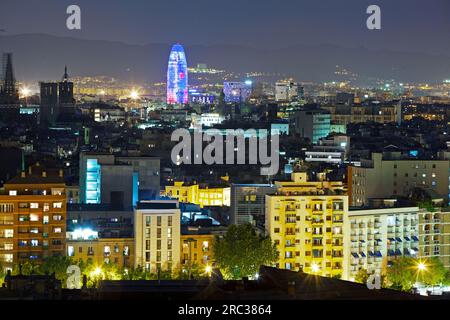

62,65,69,82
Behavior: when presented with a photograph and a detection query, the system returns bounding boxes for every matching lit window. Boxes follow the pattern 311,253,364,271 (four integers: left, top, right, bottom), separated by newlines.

53,202,63,209
67,246,74,257
30,203,39,209
54,227,62,233
43,216,49,224
4,229,14,238
8,190,17,196
30,214,39,222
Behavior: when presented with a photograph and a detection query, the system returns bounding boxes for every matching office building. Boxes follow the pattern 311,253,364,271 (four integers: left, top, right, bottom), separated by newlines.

0,164,66,270
223,81,252,103
265,172,348,278
134,201,181,272
79,153,160,206
167,44,188,105
348,153,450,207
292,108,331,143
230,183,277,227
305,135,350,164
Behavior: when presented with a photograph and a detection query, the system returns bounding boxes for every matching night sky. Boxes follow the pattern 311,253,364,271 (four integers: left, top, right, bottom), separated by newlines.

1,0,450,55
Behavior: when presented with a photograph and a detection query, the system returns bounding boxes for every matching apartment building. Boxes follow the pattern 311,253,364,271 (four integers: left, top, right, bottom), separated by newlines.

348,153,450,206
134,201,181,273
0,164,66,270
180,233,215,270
346,206,420,281
66,237,134,269
265,172,348,278
164,181,230,208
418,207,450,270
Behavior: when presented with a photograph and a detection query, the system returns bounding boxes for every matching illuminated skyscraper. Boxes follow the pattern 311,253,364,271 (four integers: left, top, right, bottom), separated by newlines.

167,44,188,105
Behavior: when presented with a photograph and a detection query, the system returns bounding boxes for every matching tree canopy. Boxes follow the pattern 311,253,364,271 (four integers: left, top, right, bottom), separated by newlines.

212,224,278,279
386,257,448,291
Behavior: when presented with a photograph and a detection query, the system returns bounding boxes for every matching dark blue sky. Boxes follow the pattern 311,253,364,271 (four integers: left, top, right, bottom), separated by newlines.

1,0,450,55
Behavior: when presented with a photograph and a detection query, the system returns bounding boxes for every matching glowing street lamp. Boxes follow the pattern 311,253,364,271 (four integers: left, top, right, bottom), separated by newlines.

417,262,427,272
205,265,212,275
311,263,320,274
130,89,139,100
20,86,31,98
91,266,103,277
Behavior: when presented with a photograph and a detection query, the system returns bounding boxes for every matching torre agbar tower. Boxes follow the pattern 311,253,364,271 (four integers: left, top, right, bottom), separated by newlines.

166,43,188,105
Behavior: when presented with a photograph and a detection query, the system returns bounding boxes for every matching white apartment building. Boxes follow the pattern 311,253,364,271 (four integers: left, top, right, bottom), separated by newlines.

346,206,420,281
134,200,181,273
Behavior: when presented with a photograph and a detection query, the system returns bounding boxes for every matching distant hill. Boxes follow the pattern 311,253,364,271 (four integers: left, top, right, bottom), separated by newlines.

1,33,450,85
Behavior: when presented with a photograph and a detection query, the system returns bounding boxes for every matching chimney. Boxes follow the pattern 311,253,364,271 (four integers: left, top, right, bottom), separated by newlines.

21,171,26,178
28,166,32,175
59,169,64,178
287,281,296,297
42,171,47,178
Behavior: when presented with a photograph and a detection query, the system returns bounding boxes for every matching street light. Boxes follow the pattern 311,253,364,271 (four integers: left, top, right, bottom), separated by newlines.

91,266,102,277
130,89,139,100
205,265,212,275
311,263,320,274
417,262,427,272
185,237,196,280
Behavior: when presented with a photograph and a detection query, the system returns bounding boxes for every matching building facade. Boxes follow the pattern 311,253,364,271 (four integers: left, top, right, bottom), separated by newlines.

167,43,188,105
0,164,66,270
134,201,181,272
265,172,348,278
164,182,230,208
180,232,215,270
346,206,420,281
223,81,252,103
418,207,450,270
79,153,160,206
321,104,401,125
66,237,134,269
348,153,450,206
292,109,331,144
230,183,277,227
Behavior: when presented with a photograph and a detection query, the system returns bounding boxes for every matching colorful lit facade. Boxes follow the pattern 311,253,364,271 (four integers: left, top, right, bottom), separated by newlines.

164,181,230,208
167,44,188,105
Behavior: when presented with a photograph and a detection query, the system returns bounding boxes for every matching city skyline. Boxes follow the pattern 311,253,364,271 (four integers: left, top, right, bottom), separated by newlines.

1,0,450,305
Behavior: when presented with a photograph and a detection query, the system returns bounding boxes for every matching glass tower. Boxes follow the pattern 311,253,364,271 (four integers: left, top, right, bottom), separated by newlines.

167,44,188,105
